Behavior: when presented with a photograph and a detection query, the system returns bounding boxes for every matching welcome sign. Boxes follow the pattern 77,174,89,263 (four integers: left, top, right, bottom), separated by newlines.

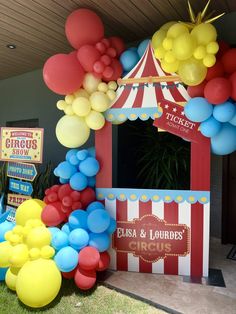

0,127,44,163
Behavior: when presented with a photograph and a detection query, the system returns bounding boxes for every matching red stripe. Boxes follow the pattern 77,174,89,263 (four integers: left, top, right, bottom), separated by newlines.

139,200,152,273
166,81,187,102
95,122,112,188
116,200,128,271
191,202,204,277
164,201,178,275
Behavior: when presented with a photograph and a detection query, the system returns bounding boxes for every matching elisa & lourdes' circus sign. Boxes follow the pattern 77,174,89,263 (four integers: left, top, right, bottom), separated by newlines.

113,214,190,262
0,127,44,163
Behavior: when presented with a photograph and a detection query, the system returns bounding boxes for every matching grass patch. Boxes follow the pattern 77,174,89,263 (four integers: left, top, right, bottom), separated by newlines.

0,280,167,314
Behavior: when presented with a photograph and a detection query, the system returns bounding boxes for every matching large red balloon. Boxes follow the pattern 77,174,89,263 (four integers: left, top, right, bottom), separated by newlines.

103,59,123,82
187,80,206,98
41,202,66,226
204,77,232,105
80,187,96,208
79,247,100,270
229,72,236,101
77,45,101,72
97,251,110,271
205,60,224,81
109,37,125,57
74,266,96,290
43,53,85,95
65,9,104,49
221,48,236,74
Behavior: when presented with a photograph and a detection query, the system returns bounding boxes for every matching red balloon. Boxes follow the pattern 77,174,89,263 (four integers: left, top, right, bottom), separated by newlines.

106,47,117,58
70,191,81,201
204,77,232,105
62,269,76,279
78,247,100,270
205,60,225,81
47,192,58,203
77,45,101,72
221,48,236,74
43,53,85,95
65,9,104,49
41,202,66,226
97,251,110,271
58,184,73,201
93,61,105,74
62,196,73,207
217,40,230,59
103,59,122,82
100,55,111,66
109,36,125,57
187,80,206,98
95,42,106,54
71,201,82,210
51,185,60,192
80,187,96,208
74,266,97,290
103,66,114,79
229,72,236,100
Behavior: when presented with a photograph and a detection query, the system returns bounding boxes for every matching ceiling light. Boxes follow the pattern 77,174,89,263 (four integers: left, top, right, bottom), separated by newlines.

6,44,16,49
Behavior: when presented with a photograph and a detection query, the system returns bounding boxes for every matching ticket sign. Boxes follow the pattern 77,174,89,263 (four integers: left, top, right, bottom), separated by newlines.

0,127,44,163
7,193,31,207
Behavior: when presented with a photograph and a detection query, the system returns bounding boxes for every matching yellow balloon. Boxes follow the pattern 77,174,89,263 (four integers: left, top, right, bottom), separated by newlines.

161,59,179,73
151,29,166,49
9,244,29,268
72,97,91,117
0,241,12,267
13,225,24,235
173,33,196,60
203,54,216,67
90,91,110,112
98,82,108,93
9,233,22,246
64,104,74,116
5,267,20,291
25,219,44,228
26,227,51,249
85,110,105,130
40,246,55,259
178,58,207,86
29,248,41,260
16,259,61,308
56,115,90,148
167,23,189,38
162,38,173,51
193,45,206,59
65,94,75,104
106,90,116,101
160,21,176,31
191,23,217,45
56,100,67,111
83,73,101,94
73,88,90,99
15,199,45,227
107,81,117,90
154,46,166,60
206,41,219,54
164,51,176,63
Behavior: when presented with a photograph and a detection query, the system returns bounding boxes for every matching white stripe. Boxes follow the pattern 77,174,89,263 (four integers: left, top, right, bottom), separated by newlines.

105,198,117,270
152,201,164,273
203,202,210,277
177,83,190,101
178,201,191,276
128,253,139,272
142,82,159,108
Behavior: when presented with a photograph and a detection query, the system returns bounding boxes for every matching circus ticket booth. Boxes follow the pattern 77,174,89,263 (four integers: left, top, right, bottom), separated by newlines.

95,43,211,278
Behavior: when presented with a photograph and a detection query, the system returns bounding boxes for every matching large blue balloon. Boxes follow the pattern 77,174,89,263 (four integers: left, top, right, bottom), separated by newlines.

87,210,111,233
213,101,235,122
120,50,140,72
0,221,14,242
107,218,117,234
54,246,78,272
69,228,89,251
68,210,88,230
137,39,149,58
211,123,236,155
69,172,88,191
184,97,213,122
89,232,110,252
200,116,222,138
56,161,77,179
79,157,100,177
51,231,69,251
229,109,236,126
86,201,105,214
0,267,7,281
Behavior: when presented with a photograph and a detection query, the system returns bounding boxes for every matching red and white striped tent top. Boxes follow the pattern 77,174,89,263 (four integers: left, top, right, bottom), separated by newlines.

105,41,190,123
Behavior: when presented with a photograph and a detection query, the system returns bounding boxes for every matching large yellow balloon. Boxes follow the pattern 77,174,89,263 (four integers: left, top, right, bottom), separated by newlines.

72,97,91,117
167,23,189,38
151,29,166,49
9,244,29,268
191,23,217,45
90,91,110,112
16,259,61,308
26,227,51,249
85,110,105,130
15,199,45,226
5,267,20,291
83,73,101,94
178,58,207,86
0,241,12,267
56,115,90,148
173,33,196,60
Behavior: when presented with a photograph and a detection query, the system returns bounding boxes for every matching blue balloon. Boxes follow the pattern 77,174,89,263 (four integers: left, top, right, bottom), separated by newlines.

89,232,110,252
51,231,69,251
213,101,236,122
69,154,80,166
86,201,105,214
122,71,129,77
88,176,96,187
54,246,78,272
69,172,88,191
59,177,69,184
229,110,236,126
76,149,89,161
69,228,89,251
56,161,77,180
0,221,14,242
200,116,222,138
120,50,140,72
48,227,61,238
137,39,149,58
66,149,79,162
0,267,7,281
87,210,110,233
79,157,100,177
61,223,71,235
87,147,96,157
128,47,138,52
107,218,117,234
211,123,236,155
68,210,88,230
184,97,213,122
